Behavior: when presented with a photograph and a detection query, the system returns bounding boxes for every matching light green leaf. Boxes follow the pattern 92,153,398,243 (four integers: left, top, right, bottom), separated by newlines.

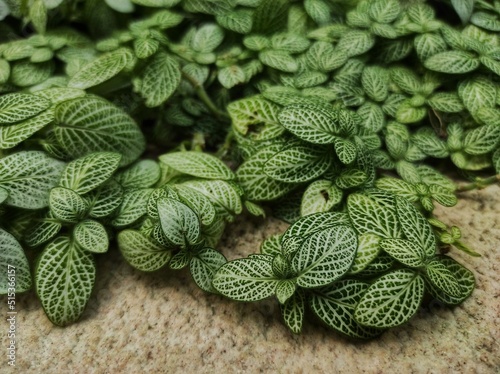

0,108,54,149
300,180,342,216
347,193,401,238
280,289,305,334
305,0,330,25
157,197,200,247
260,234,282,257
380,238,426,268
361,66,389,102
0,228,32,293
355,252,394,277
357,102,385,132
425,258,462,298
264,145,331,183
458,77,496,115
105,0,134,12
25,213,62,247
34,87,86,104
414,33,447,61
85,181,123,218
282,211,351,244
348,233,381,274
471,11,500,32
375,178,417,201
133,37,159,59
190,248,226,293
54,96,145,166
192,24,224,53
169,249,191,269
216,9,253,34
115,160,160,189
0,151,64,209
464,125,500,155
236,145,295,201
426,256,475,305
60,152,121,194
292,225,358,288
278,104,341,144
337,30,375,57
309,279,382,339
73,219,108,253
159,151,234,180
140,51,181,107
49,187,88,223
368,0,400,24
212,257,279,301
275,279,296,304
354,269,424,328
227,97,282,140
334,138,357,164
131,0,180,7
395,196,436,257
451,0,474,24
0,93,51,124
111,188,152,228
424,51,480,74
427,92,464,113
68,48,134,89
11,60,53,87
0,59,10,84
244,200,265,217
118,229,172,271
174,185,217,226
259,50,298,73
306,41,348,72
35,236,96,326
218,65,246,89
335,169,367,190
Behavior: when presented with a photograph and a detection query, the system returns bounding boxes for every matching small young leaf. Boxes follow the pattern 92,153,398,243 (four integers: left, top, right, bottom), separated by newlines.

35,236,96,326
354,269,424,328
111,188,152,228
73,219,109,253
25,214,62,248
140,51,181,107
49,187,88,223
300,180,342,216
157,197,200,247
348,233,381,275
425,258,462,298
190,247,227,293
280,289,305,334
259,50,298,73
380,239,426,268
458,77,496,115
275,279,297,304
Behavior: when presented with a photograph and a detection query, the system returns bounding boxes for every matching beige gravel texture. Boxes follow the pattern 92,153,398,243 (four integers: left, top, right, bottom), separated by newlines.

4,185,500,373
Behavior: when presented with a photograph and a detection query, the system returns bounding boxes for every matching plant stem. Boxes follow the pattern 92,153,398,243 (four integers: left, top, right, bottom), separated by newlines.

456,174,500,192
181,71,231,122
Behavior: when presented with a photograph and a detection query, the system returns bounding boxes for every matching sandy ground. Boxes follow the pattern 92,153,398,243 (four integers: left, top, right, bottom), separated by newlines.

3,185,500,373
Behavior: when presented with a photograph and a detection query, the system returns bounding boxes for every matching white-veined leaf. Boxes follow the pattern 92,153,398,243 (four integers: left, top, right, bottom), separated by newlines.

115,160,160,189
292,225,358,288
189,247,227,293
309,279,382,339
264,145,332,183
375,178,417,201
84,180,123,218
133,37,159,59
35,236,96,326
333,138,358,164
212,257,279,301
216,9,253,34
118,229,172,271
157,197,200,246
300,180,342,216
159,151,234,180
426,256,475,305
140,51,181,107
425,258,462,298
0,93,50,124
25,213,62,247
218,65,246,89
348,233,381,274
337,30,375,57
172,185,216,226
424,50,480,74
278,104,342,144
347,193,401,238
111,188,152,228
362,66,389,102
73,219,108,253
280,289,304,334
59,152,121,194
354,269,424,328
458,76,496,115
395,196,436,257
451,0,474,23
49,187,88,223
282,211,351,244
260,234,282,257
427,92,464,113
414,33,447,61
0,151,64,209
68,48,134,89
0,108,54,149
368,0,400,24
380,238,426,268
54,96,145,166
0,228,32,293
463,125,500,155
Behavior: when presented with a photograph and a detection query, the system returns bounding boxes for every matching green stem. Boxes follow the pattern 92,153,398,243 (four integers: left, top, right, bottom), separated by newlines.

181,71,230,122
456,174,500,192
215,129,235,159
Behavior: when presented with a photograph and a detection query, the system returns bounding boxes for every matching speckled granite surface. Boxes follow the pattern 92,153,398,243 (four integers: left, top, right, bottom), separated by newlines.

5,185,500,373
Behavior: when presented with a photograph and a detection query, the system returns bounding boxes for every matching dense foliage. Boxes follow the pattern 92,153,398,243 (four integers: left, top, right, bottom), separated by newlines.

0,0,498,337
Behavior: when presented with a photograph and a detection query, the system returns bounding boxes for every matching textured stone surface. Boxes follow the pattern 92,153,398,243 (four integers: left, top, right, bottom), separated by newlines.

6,185,500,372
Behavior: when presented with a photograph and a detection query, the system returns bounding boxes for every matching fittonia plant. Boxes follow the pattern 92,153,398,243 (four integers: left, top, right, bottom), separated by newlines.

0,0,498,337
